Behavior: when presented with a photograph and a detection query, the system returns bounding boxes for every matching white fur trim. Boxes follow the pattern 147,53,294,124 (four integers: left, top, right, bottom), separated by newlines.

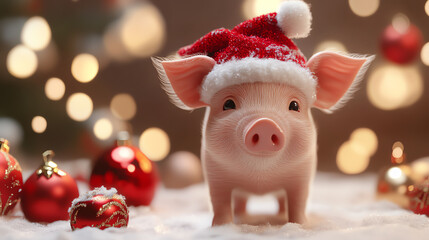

277,0,312,39
200,58,316,103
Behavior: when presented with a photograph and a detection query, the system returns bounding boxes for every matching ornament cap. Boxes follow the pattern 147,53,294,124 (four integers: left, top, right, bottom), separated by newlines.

0,138,10,153
117,131,131,146
38,150,62,179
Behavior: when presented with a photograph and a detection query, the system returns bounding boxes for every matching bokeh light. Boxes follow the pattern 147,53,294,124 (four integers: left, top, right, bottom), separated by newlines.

336,141,371,174
120,3,166,57
21,16,51,51
392,141,404,151
31,116,47,134
6,45,38,79
426,1,429,16
314,40,348,54
337,128,378,174
127,164,136,173
110,93,137,120
66,93,93,122
420,42,429,66
350,128,378,156
139,127,170,161
85,108,128,145
411,157,429,183
0,118,24,147
71,53,99,83
93,118,113,140
386,167,407,185
391,141,405,164
392,147,403,159
392,13,410,34
45,77,65,101
367,64,423,110
348,0,379,17
242,0,284,19
103,21,132,62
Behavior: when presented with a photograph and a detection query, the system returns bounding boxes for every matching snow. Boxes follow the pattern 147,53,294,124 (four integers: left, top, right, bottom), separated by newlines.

2,170,429,240
69,186,121,213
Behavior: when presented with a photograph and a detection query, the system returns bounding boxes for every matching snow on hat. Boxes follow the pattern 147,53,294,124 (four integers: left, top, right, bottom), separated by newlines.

178,0,316,103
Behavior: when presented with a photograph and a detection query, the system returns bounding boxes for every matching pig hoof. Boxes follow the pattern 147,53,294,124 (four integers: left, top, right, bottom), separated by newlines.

212,217,233,226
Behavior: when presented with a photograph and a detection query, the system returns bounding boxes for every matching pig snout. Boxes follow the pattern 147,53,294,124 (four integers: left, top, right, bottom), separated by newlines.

244,118,284,153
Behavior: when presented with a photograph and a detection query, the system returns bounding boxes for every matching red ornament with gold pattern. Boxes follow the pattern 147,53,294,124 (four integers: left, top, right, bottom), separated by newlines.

0,138,23,215
408,178,429,216
90,132,159,206
69,186,129,230
21,150,79,222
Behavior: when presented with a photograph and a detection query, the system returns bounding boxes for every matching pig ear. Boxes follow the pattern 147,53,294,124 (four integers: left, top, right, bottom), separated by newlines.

307,51,375,113
152,55,216,110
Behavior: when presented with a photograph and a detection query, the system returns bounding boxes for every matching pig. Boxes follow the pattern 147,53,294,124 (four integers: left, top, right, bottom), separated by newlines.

152,0,374,226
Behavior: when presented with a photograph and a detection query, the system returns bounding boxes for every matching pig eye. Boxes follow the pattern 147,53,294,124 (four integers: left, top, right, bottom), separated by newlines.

289,101,300,112
223,99,236,111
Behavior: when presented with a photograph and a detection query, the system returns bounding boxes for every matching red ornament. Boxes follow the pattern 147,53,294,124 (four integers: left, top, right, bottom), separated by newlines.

408,178,429,216
0,139,23,215
90,134,159,206
380,22,423,64
69,187,128,230
21,150,79,222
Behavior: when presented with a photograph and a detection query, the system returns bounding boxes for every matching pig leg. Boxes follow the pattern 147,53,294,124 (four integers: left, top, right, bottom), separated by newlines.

286,188,308,224
277,194,287,219
233,195,247,217
210,186,233,226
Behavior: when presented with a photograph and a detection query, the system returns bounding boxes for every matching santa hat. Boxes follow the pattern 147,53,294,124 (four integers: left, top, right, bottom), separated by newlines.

177,0,316,103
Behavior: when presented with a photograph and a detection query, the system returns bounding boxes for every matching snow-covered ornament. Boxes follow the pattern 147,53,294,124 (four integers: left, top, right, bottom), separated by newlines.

69,187,129,230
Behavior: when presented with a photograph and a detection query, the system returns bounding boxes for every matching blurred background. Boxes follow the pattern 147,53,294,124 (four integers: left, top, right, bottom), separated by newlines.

0,0,428,176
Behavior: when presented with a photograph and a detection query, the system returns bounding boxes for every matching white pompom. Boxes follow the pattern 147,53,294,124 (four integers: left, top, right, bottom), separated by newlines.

276,0,312,39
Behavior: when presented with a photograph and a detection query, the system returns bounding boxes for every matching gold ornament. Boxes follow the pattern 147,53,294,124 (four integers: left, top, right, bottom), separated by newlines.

36,150,66,178
0,138,10,153
376,142,413,208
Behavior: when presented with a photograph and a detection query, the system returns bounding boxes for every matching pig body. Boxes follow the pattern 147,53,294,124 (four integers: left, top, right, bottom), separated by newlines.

153,0,374,226
202,82,317,225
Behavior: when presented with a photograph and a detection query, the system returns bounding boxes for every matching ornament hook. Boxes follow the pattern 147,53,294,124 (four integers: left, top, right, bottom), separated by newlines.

38,150,60,178
117,131,131,146
0,138,10,153
43,150,55,164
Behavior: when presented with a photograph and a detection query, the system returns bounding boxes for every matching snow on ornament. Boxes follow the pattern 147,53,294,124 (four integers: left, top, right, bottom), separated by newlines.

21,150,79,222
69,186,129,230
380,14,423,64
0,138,23,215
90,132,159,206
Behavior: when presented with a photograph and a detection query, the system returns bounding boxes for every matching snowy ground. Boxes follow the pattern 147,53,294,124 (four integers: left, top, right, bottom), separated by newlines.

1,170,429,240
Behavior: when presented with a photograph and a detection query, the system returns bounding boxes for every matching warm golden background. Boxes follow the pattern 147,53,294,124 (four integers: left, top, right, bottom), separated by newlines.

1,0,428,174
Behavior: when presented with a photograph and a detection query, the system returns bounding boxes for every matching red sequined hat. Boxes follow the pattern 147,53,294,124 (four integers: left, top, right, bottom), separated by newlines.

178,0,316,103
